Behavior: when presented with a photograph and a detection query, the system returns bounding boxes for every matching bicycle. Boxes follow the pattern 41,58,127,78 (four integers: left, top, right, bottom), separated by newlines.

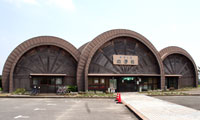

56,86,67,95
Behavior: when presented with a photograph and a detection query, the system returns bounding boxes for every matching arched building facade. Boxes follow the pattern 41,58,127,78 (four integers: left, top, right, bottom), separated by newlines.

2,29,198,92
2,36,80,92
76,29,165,92
160,46,198,89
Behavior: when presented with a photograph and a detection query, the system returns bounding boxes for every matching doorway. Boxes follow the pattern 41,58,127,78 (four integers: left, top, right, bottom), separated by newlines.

117,77,137,92
32,76,63,93
165,77,178,89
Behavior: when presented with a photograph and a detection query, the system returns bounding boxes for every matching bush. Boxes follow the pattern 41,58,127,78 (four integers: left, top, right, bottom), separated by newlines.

0,87,2,91
13,88,26,95
67,85,77,92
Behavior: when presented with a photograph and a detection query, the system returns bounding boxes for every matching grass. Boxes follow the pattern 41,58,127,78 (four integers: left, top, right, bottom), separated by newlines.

198,84,200,88
54,92,115,98
140,90,189,96
140,87,199,96
0,91,116,98
79,93,115,97
0,93,10,96
63,90,116,98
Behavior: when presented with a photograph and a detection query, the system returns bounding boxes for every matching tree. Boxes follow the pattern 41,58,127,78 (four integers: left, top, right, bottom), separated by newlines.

0,75,2,88
198,66,200,73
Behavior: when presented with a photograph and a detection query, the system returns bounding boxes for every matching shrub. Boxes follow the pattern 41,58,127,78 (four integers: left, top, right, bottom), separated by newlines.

67,85,77,92
0,87,2,91
13,88,26,95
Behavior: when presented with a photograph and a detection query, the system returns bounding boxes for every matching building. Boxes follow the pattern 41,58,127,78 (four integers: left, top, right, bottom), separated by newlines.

2,29,198,93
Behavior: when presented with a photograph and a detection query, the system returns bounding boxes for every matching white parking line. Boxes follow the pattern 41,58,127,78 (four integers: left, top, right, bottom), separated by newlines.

47,103,56,106
65,100,80,104
34,108,46,111
14,115,30,119
45,101,53,103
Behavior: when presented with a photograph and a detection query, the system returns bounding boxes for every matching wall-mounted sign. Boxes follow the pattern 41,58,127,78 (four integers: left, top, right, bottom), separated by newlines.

113,55,138,65
122,77,135,81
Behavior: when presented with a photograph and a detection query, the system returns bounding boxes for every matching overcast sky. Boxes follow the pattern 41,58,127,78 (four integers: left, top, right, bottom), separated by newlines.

0,0,200,74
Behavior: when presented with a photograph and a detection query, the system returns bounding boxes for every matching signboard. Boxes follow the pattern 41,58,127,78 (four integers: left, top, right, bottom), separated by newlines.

122,77,135,81
113,55,138,65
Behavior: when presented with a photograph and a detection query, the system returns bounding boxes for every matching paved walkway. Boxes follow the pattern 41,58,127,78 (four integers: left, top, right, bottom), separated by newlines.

121,93,200,120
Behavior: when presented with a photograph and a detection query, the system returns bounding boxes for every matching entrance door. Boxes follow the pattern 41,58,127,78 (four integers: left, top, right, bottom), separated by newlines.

40,77,56,93
165,77,178,89
32,76,63,93
117,77,137,92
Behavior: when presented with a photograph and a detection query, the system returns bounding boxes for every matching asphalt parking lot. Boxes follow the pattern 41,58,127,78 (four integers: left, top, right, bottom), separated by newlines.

154,96,200,110
0,98,138,120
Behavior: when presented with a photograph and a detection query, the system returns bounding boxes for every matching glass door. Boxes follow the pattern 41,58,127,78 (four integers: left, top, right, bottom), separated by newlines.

32,76,63,93
117,77,137,92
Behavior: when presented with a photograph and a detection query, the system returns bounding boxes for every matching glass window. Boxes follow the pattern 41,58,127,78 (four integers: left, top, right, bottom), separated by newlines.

109,78,117,89
94,79,99,84
41,79,48,84
143,85,148,90
101,79,105,84
148,85,152,90
33,79,38,85
149,78,152,83
88,78,93,84
56,78,62,85
50,78,55,85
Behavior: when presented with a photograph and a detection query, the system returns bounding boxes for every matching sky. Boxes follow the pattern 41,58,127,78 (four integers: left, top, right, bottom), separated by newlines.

0,0,200,74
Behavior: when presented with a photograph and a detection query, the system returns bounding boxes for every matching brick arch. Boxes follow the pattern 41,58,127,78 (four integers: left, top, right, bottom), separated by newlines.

2,36,80,92
78,42,89,53
160,46,198,87
77,29,164,91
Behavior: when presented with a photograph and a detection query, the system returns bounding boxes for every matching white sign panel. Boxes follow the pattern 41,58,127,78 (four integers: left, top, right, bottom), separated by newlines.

113,55,138,65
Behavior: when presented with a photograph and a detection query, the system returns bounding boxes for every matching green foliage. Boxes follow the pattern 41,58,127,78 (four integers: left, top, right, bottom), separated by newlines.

0,87,2,91
67,85,77,92
0,75,2,88
13,88,26,95
82,93,115,97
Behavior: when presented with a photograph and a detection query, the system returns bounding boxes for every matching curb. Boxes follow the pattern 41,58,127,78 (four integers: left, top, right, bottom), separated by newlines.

121,100,149,120
148,94,200,96
0,95,115,99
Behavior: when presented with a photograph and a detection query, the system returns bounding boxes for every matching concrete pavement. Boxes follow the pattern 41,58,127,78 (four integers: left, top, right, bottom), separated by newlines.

154,96,200,110
121,93,200,120
0,98,138,120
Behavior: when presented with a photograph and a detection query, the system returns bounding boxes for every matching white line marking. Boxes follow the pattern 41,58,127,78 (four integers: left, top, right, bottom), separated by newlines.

47,103,56,106
34,108,46,111
14,115,30,119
